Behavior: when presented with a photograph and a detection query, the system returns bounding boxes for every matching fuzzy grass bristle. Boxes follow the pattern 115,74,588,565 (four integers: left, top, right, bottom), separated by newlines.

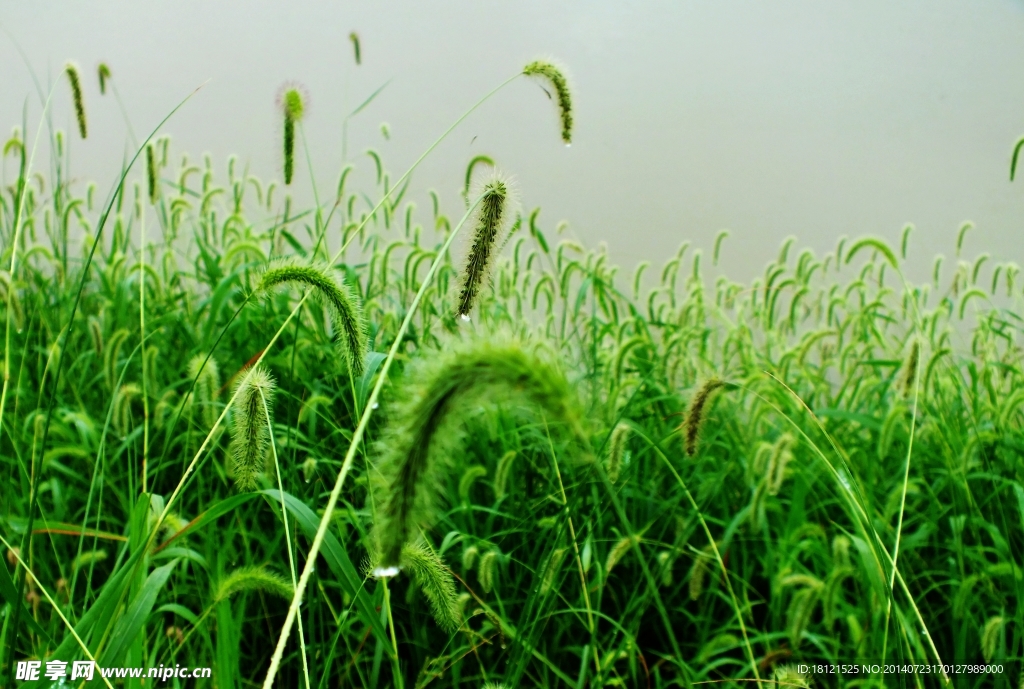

683,378,725,456
374,339,581,567
65,62,88,139
227,365,276,491
523,60,573,144
278,85,306,185
97,63,111,95
605,421,630,483
456,174,513,319
401,543,461,633
255,259,367,375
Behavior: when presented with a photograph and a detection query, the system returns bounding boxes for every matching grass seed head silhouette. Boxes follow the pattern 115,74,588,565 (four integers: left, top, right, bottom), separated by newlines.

65,62,87,139
97,63,111,95
606,421,630,483
683,378,725,456
214,565,292,602
899,339,920,397
228,365,276,491
278,85,306,185
523,60,573,144
374,340,581,567
456,174,513,319
146,144,158,203
401,543,461,632
255,259,367,376
349,32,361,65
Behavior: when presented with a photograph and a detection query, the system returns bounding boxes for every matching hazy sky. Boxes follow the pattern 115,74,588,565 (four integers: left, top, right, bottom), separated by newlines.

3,1,1024,282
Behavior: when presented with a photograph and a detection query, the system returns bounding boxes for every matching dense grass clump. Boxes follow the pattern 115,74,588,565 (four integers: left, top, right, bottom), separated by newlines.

4,57,1024,689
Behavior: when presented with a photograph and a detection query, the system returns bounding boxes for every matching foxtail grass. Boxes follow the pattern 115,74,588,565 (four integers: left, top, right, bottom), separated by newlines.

456,175,513,318
255,259,367,375
374,340,580,567
65,62,87,139
683,377,725,456
227,365,275,491
522,60,573,144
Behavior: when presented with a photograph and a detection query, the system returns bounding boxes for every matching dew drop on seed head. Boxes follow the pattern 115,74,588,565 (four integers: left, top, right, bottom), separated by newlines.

372,566,400,579
565,143,571,148
460,313,471,322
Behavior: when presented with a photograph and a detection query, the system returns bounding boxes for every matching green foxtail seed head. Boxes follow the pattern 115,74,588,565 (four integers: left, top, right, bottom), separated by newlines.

97,63,111,95
683,378,725,457
606,421,630,483
456,174,513,319
523,60,574,144
605,534,640,575
278,85,306,185
214,565,292,603
400,543,461,632
492,450,516,501
255,259,367,375
187,355,221,430
540,547,567,595
374,339,581,567
478,549,498,593
689,551,711,601
146,144,158,203
65,62,87,139
349,32,361,65
227,365,276,491
899,339,920,397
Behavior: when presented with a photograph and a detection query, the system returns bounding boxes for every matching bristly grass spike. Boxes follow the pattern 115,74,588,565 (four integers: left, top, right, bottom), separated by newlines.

523,60,574,144
255,259,367,376
97,63,111,95
683,378,725,457
277,83,307,185
227,365,276,491
65,62,88,139
455,172,514,319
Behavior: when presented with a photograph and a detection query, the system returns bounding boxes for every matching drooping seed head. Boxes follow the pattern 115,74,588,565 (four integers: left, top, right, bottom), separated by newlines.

349,32,361,65
65,62,87,139
683,378,725,457
374,339,581,567
228,365,276,491
605,421,630,483
522,60,574,144
214,565,292,603
899,339,920,397
456,174,514,318
478,549,499,594
187,354,221,429
255,259,367,376
401,543,461,632
97,63,111,95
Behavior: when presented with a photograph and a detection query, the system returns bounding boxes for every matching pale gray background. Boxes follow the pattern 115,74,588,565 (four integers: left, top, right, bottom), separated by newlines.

3,1,1024,283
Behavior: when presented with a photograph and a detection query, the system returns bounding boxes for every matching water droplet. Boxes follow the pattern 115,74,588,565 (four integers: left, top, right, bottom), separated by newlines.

372,566,400,579
565,143,572,148
371,402,379,410
460,313,471,322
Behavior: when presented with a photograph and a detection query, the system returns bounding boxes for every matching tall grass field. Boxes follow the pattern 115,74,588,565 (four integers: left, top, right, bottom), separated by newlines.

2,55,1024,689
